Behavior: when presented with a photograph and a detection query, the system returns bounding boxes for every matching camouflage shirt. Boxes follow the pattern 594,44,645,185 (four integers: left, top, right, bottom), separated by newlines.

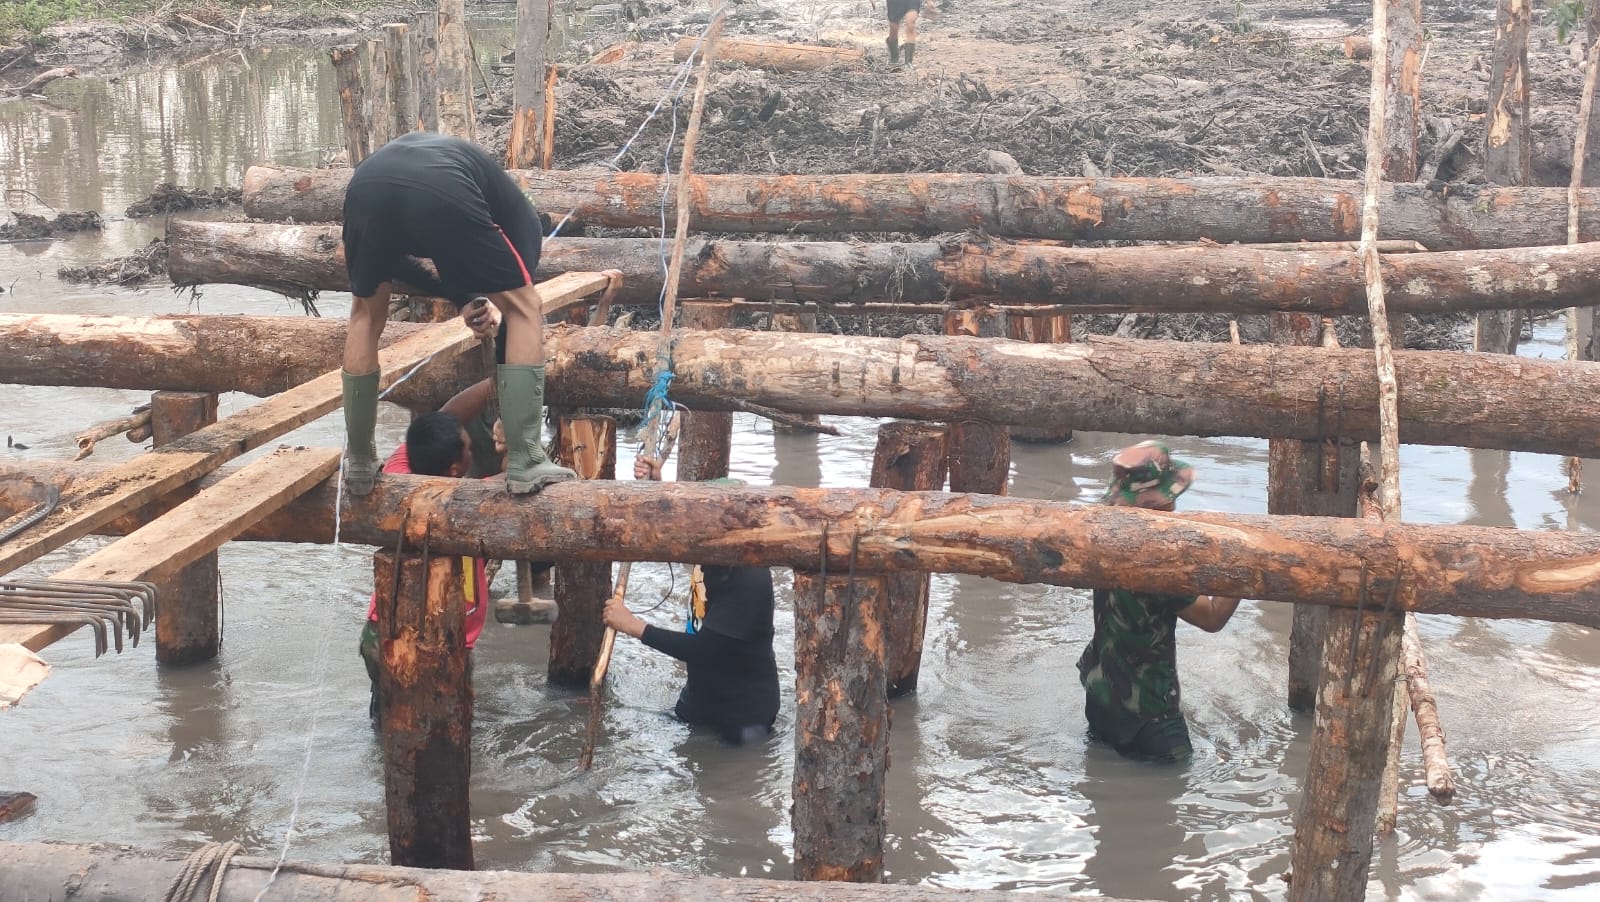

1077,587,1194,748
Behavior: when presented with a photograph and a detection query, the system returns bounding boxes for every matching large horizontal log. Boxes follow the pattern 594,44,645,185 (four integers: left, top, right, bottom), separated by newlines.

166,220,1600,315
0,841,1095,901
2,459,1598,625
6,314,1600,458
242,163,1600,249
673,35,865,71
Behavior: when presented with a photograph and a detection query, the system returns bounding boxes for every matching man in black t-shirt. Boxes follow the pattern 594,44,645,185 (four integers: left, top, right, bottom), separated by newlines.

338,131,576,499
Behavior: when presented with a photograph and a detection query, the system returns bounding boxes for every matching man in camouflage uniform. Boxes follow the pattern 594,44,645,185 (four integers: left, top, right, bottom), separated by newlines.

1077,441,1242,763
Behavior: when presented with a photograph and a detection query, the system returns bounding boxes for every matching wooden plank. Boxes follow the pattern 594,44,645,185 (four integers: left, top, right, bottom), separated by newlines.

0,447,340,653
537,271,613,315
0,320,477,580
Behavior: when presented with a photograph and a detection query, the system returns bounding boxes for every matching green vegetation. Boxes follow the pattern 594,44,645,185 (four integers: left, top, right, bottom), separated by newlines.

1547,0,1589,44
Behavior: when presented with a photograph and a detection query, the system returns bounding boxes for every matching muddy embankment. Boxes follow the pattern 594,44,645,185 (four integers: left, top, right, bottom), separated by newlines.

26,0,1600,350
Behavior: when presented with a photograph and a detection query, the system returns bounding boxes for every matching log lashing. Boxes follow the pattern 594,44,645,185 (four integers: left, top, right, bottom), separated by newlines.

8,314,1600,459
241,164,1600,249
3,463,1600,627
165,220,1600,316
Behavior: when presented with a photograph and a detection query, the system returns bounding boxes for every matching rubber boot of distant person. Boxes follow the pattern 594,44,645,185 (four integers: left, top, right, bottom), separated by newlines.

339,131,575,498
886,0,920,67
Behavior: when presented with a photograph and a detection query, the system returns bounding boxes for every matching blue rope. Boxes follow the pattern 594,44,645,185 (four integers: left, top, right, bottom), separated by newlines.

640,367,676,447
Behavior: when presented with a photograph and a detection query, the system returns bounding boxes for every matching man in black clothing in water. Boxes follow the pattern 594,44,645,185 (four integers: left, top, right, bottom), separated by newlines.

339,131,575,497
602,457,780,744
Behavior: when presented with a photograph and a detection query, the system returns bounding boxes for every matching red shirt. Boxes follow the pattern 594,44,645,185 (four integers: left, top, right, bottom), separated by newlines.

364,445,489,649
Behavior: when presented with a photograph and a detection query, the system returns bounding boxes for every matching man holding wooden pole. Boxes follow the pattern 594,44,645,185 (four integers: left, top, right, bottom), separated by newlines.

340,132,575,497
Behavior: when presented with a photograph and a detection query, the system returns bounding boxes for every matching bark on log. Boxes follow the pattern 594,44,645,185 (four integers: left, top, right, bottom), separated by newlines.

411,10,440,132
364,37,392,151
373,550,474,870
385,23,417,140
770,310,824,432
167,219,1600,317
676,302,734,482
1478,0,1533,355
1383,0,1423,183
437,0,474,141
869,422,949,698
21,314,1600,460
331,45,370,164
0,840,1103,901
9,461,1599,626
673,35,865,72
150,392,221,667
508,0,552,169
943,309,1010,496
793,571,890,882
238,164,1600,249
549,416,616,688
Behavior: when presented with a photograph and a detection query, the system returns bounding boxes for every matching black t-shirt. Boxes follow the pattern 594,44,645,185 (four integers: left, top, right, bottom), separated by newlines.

640,567,779,742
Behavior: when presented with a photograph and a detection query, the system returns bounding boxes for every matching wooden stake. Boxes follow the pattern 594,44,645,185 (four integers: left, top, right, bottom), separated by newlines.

1566,39,1600,494
410,10,440,132
374,549,473,870
677,302,735,482
437,0,475,141
944,308,1011,496
508,0,553,169
74,406,151,460
1476,0,1532,355
869,422,949,697
364,37,392,151
792,569,890,882
579,564,628,772
1006,309,1073,443
385,23,416,140
1402,620,1455,802
657,7,728,338
149,392,221,667
331,45,370,164
548,416,617,688
1289,0,1407,894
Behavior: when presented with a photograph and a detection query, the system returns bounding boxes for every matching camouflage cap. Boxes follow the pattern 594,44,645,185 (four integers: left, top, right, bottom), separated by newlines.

1102,441,1194,508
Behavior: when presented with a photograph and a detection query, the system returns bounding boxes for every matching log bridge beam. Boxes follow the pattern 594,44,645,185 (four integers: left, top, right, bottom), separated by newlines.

7,314,1600,460
166,220,1600,317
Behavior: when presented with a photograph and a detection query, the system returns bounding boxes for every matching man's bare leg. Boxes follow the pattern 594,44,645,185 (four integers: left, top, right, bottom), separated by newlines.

341,285,392,496
488,283,575,493
902,11,920,66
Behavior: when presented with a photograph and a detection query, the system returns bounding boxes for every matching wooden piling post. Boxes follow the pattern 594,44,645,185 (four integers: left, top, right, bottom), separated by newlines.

385,23,417,140
363,37,392,152
1004,309,1072,444
548,415,616,688
373,549,473,870
944,307,1011,495
150,391,220,666
331,45,370,164
437,0,475,141
508,0,553,169
792,569,890,883
1269,316,1358,713
410,10,440,132
677,301,735,481
1477,0,1531,355
869,422,949,698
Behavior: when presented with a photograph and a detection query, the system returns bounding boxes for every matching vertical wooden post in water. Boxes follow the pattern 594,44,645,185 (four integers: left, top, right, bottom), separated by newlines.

1005,309,1072,444
331,45,370,164
363,37,392,152
869,422,949,698
1270,316,1359,713
944,307,1011,495
1477,0,1530,355
385,23,417,140
150,391,220,666
548,415,616,688
508,0,552,168
411,10,440,132
437,0,476,141
677,301,735,482
792,570,890,883
373,549,473,870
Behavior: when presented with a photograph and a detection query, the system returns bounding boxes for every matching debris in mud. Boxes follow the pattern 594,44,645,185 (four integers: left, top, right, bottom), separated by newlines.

0,211,102,242
124,183,241,218
57,239,168,287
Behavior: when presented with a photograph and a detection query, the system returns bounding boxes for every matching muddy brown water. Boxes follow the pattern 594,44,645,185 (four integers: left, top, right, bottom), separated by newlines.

3,4,1600,900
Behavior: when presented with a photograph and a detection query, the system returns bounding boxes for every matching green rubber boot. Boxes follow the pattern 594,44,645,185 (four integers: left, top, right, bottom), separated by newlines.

903,43,916,67
342,369,381,496
498,363,576,494
886,35,900,66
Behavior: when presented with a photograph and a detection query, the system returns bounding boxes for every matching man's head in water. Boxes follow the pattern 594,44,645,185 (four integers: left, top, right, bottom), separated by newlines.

407,412,473,477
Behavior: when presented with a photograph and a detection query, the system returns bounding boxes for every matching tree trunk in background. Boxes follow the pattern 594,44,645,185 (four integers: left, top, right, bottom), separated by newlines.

1478,0,1531,355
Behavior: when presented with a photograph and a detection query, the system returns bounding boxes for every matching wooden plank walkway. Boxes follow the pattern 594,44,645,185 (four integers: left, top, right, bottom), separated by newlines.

0,447,340,653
